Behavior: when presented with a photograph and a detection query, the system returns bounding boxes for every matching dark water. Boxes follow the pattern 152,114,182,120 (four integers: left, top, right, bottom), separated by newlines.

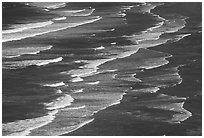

2,2,201,136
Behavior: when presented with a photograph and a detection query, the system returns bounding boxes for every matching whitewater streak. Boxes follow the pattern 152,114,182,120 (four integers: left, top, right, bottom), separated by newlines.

3,16,102,43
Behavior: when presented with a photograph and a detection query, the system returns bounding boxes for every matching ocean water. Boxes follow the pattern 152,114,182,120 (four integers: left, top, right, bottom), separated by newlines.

2,2,202,136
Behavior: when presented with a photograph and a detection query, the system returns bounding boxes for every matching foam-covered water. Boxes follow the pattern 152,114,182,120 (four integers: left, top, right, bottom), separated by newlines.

44,94,74,110
3,2,200,136
3,110,58,136
3,45,53,58
44,81,65,87
4,57,63,69
3,16,102,42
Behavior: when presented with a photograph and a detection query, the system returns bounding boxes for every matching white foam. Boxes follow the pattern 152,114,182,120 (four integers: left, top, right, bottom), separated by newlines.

102,69,118,73
117,13,126,17
93,46,105,50
111,42,116,45
70,8,95,17
56,89,63,94
66,68,96,78
53,16,67,21
44,94,74,110
65,58,116,78
147,21,164,32
70,76,84,82
62,105,86,111
2,110,58,136
145,94,192,124
131,87,160,93
170,102,192,123
4,57,63,69
44,82,65,87
3,55,21,58
43,9,49,11
139,56,170,70
3,45,53,58
63,9,86,13
74,60,84,63
36,57,63,66
45,2,66,9
72,88,84,93
86,81,100,85
173,33,191,42
91,33,96,36
110,28,115,31
2,21,53,34
121,5,134,10
61,119,94,135
127,32,162,43
3,16,102,42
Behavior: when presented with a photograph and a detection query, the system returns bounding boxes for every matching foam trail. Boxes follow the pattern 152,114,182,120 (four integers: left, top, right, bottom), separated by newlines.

3,55,21,58
36,57,63,66
4,57,63,69
116,73,142,82
62,105,86,111
63,9,86,13
3,45,53,58
173,33,191,42
53,17,67,21
131,87,160,93
60,119,94,135
2,21,53,34
86,81,100,85
2,110,58,136
44,94,74,110
70,9,95,17
121,5,134,10
44,82,65,87
3,16,102,42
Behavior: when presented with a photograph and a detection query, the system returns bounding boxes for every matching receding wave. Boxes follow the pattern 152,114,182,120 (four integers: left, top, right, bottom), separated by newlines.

146,94,192,124
2,110,58,136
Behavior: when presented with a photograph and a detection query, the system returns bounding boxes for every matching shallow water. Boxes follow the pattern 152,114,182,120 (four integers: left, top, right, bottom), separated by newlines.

2,2,201,136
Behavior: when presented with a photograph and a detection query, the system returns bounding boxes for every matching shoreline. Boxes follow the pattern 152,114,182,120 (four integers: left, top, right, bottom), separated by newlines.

63,3,201,136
